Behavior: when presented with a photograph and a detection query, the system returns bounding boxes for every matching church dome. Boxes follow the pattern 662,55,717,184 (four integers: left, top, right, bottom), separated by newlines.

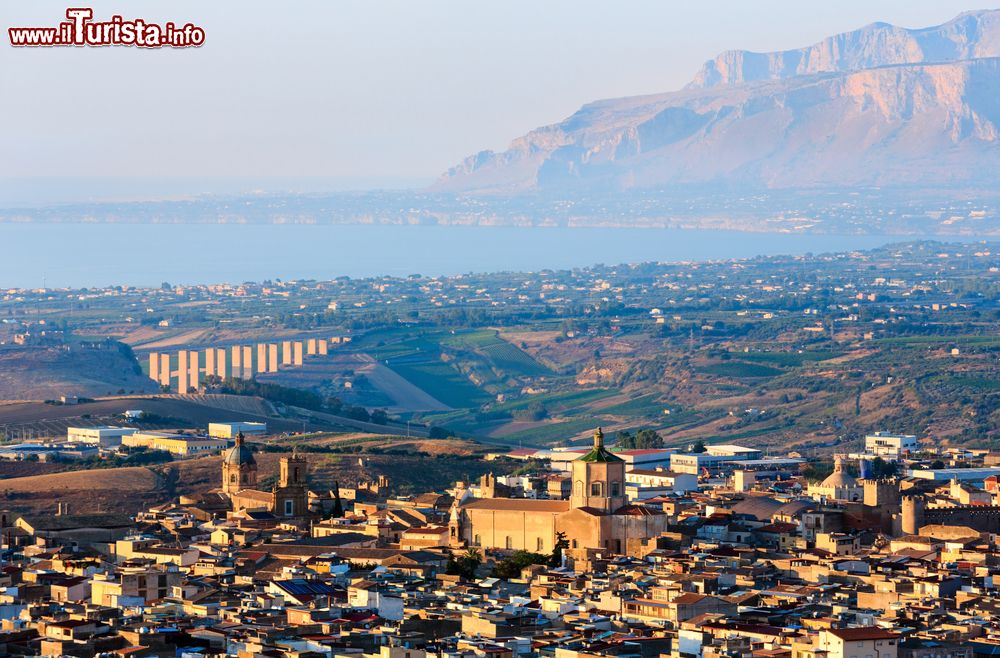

820,456,855,489
223,433,256,466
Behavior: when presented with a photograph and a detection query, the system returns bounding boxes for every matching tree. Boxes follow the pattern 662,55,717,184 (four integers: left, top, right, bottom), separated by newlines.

429,426,455,439
617,428,663,450
549,531,569,567
690,440,707,453
330,481,344,518
491,550,547,580
447,547,481,580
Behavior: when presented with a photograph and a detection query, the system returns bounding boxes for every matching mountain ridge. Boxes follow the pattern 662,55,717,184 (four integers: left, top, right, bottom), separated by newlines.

435,10,1000,198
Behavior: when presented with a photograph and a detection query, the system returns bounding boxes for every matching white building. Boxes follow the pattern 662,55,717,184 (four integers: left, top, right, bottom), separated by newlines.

865,432,918,459
67,426,137,449
208,422,267,439
670,445,763,475
625,467,698,500
123,432,227,457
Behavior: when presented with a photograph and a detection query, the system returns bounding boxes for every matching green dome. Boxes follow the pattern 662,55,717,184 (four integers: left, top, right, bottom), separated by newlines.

223,434,256,466
578,428,624,463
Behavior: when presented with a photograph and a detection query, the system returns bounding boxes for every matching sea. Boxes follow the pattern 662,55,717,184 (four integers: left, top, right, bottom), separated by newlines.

0,223,975,288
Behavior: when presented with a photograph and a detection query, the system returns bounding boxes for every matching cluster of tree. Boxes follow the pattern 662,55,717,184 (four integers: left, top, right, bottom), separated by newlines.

428,426,457,439
211,376,390,424
213,376,327,411
490,532,569,579
615,428,663,449
802,456,897,482
446,548,482,580
511,401,548,422
49,448,173,469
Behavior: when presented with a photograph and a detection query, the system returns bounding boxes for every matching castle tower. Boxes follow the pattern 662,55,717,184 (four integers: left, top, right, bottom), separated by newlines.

571,428,627,512
900,495,926,536
221,432,257,494
273,451,310,517
863,478,900,508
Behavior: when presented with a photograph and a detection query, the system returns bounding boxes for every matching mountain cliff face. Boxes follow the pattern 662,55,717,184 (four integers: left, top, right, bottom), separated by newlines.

435,10,1000,195
688,10,1000,88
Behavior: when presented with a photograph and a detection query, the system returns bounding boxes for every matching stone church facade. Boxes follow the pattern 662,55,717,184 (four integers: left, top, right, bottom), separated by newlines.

221,434,313,518
451,429,668,556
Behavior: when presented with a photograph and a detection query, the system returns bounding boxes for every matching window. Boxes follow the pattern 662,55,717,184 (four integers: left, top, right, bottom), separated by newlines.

505,536,512,549
229,474,237,484
591,482,603,496
474,534,481,545
611,482,620,496
572,539,578,549
284,500,294,516
536,537,544,551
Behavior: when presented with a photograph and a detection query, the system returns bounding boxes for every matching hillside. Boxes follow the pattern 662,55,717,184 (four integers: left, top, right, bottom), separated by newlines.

0,343,158,400
0,433,505,516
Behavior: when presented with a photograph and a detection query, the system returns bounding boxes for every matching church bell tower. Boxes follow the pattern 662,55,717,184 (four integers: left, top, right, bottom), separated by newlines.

571,428,627,512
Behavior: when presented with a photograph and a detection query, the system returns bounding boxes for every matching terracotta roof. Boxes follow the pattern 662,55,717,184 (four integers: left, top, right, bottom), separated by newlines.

826,627,900,641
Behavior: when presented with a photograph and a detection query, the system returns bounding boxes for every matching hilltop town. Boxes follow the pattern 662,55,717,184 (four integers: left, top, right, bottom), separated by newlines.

4,424,1000,656
0,241,996,657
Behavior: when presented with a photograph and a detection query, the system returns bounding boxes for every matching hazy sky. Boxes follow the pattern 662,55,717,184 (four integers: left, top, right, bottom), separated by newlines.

1,1,992,191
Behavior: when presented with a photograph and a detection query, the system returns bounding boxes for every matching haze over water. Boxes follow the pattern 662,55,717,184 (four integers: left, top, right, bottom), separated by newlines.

0,223,966,289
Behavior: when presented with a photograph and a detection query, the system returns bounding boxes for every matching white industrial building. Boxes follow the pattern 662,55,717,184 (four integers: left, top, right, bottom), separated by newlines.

208,422,267,439
66,426,138,448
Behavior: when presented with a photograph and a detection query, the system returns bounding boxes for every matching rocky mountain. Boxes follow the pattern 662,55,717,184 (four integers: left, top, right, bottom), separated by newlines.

435,10,1000,196
688,10,1000,88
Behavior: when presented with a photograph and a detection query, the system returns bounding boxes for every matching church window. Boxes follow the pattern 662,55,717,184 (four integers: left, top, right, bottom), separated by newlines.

229,474,237,484
591,482,603,497
536,537,544,551
284,500,294,516
505,536,512,549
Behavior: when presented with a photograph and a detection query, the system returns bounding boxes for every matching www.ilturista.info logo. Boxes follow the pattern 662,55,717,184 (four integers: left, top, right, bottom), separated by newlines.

9,8,205,48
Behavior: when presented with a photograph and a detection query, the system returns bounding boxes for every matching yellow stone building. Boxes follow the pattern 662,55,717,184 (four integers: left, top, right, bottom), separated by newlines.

452,428,668,556
221,434,312,518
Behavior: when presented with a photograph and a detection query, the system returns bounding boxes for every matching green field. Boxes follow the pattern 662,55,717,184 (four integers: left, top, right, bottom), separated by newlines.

387,357,491,408
442,329,550,377
495,388,617,414
479,341,550,377
699,361,783,378
598,394,667,417
875,335,1000,347
738,351,841,367
495,417,601,446
939,376,1000,392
